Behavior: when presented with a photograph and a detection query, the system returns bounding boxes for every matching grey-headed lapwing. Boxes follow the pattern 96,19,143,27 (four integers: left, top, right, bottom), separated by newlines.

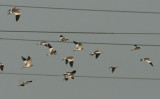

73,41,83,51
21,56,33,69
140,58,153,66
18,80,32,86
8,7,21,21
61,56,74,67
37,41,49,47
0,62,4,71
108,66,118,73
58,35,69,42
46,43,57,55
90,50,102,59
63,70,76,81
131,45,140,51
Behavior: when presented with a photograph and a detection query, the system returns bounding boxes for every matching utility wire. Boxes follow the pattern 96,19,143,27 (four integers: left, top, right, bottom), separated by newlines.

0,37,160,47
0,72,160,80
1,30,160,35
1,4,160,14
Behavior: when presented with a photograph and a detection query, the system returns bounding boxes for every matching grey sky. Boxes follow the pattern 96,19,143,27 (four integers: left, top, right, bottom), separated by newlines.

0,0,160,99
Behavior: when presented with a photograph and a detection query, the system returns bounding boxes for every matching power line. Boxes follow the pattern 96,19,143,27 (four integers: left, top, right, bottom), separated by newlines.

0,37,160,47
1,4,160,14
0,72,159,80
1,30,160,35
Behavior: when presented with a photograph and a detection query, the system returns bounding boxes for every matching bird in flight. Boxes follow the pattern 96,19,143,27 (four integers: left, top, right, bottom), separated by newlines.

63,70,76,81
8,7,21,21
58,35,69,42
140,58,153,66
46,43,57,55
61,56,74,67
21,56,33,69
73,41,84,51
18,80,32,86
90,50,102,59
0,62,4,71
37,41,49,47
131,45,140,51
108,66,118,73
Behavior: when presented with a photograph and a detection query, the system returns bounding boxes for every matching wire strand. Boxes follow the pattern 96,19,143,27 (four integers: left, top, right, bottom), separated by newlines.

0,72,159,80
1,4,160,14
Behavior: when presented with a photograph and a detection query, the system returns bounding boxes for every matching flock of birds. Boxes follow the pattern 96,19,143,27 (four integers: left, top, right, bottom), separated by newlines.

4,7,154,86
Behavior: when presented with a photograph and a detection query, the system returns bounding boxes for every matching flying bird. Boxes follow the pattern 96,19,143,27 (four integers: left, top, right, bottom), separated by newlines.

18,80,32,86
21,56,33,69
37,41,49,47
61,56,74,67
90,50,102,59
140,58,153,66
58,35,69,42
131,45,140,51
0,62,4,71
46,43,57,55
73,41,84,51
108,66,118,73
63,70,76,81
8,7,21,21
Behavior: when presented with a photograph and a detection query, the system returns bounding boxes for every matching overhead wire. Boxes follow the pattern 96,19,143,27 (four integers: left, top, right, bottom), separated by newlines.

0,72,160,80
1,4,160,14
0,37,160,47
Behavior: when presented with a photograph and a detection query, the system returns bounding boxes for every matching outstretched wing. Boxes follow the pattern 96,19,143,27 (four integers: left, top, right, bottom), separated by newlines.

21,56,27,64
73,41,78,45
95,53,101,59
47,43,53,49
65,59,68,64
71,70,76,74
16,15,20,21
69,61,74,67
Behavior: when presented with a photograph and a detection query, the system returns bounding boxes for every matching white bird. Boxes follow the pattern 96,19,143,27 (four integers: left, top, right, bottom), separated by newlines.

18,80,32,86
73,41,84,51
61,56,74,67
63,70,76,81
108,66,118,73
21,56,33,69
37,41,49,47
90,50,102,59
140,58,153,66
58,35,69,42
131,45,140,51
46,43,57,55
8,7,21,21
0,62,4,71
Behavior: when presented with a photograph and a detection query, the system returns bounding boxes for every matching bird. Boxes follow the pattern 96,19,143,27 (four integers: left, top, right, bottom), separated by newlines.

8,7,21,21
61,56,74,67
0,62,4,71
73,41,84,51
140,58,153,66
18,80,32,86
21,56,33,69
131,45,140,51
37,41,49,47
46,43,57,55
58,35,69,42
108,66,118,73
90,50,102,59
63,70,76,81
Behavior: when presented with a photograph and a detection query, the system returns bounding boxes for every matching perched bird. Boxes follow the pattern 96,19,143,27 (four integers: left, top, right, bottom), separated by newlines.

8,7,21,21
0,62,4,71
58,35,69,42
21,56,33,69
140,58,153,66
61,56,74,67
108,66,118,73
90,50,102,59
37,41,49,47
46,43,57,55
131,45,140,51
63,70,76,81
18,81,32,86
73,41,84,51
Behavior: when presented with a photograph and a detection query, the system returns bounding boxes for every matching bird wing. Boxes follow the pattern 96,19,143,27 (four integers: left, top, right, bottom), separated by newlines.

71,70,76,74
95,53,101,59
0,65,4,71
21,56,27,64
73,41,78,45
69,61,74,67
26,56,32,65
112,68,116,73
15,15,20,21
65,59,68,64
77,43,82,49
47,43,53,49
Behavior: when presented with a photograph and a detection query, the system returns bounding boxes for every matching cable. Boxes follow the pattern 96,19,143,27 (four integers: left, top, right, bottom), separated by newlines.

0,72,159,80
1,4,160,14
1,30,160,35
0,37,160,47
